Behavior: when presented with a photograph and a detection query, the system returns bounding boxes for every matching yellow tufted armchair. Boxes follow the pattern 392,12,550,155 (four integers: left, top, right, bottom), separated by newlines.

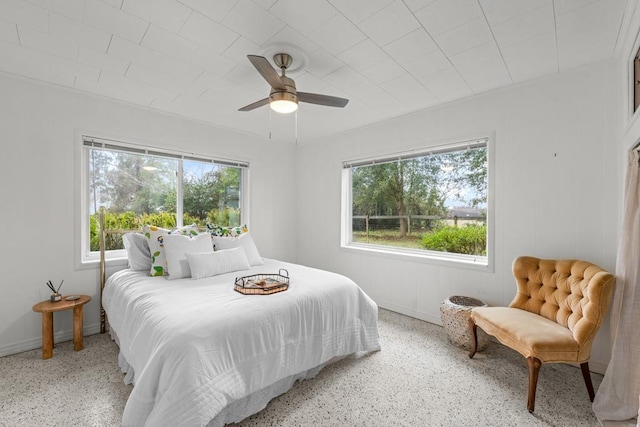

468,256,615,412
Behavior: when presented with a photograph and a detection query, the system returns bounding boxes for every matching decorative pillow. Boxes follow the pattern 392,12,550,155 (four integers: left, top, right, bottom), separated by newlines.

212,232,264,266
186,247,250,280
122,232,151,271
206,223,248,237
163,233,213,280
143,224,200,276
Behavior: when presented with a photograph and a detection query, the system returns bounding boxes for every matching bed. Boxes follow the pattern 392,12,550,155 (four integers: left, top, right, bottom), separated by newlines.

102,257,380,426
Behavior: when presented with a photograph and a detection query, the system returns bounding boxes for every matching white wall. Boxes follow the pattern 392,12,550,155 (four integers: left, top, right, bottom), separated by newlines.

0,72,296,357
295,60,621,373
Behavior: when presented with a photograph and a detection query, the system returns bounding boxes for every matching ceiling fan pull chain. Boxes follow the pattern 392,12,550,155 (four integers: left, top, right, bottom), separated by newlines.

295,109,298,146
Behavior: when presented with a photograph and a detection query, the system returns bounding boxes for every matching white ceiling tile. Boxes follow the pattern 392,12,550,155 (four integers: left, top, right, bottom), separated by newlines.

383,29,438,64
75,73,120,98
404,49,451,76
491,4,555,49
24,0,85,21
554,0,599,16
179,11,239,53
379,74,436,106
479,0,550,26
266,26,320,57
156,55,202,83
251,0,278,10
557,26,617,70
98,0,124,8
189,47,237,76
403,0,437,12
50,12,112,52
17,25,78,60
141,24,198,61
222,36,259,65
555,0,625,33
0,19,19,44
223,0,284,44
99,70,160,105
295,71,345,96
414,0,483,37
307,13,366,55
122,0,192,33
337,39,388,72
268,0,337,36
176,0,239,22
126,62,174,87
224,63,269,89
450,41,511,93
501,31,558,82
305,48,344,77
359,1,421,46
78,46,129,75
416,66,472,102
50,54,101,83
327,0,393,24
433,16,493,57
360,58,406,84
83,0,149,43
323,65,368,90
0,0,48,32
343,78,385,103
108,35,164,68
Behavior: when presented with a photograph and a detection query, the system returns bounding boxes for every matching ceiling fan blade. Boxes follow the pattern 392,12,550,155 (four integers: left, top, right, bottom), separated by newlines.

238,97,270,112
298,92,349,108
247,55,286,91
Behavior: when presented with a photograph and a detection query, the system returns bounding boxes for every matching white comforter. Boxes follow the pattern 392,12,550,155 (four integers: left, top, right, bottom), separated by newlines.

103,259,380,426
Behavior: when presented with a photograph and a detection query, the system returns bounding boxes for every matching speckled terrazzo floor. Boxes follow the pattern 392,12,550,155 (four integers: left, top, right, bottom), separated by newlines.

0,309,615,427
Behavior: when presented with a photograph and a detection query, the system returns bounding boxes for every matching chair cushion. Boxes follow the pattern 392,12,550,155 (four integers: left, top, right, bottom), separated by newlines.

471,306,580,363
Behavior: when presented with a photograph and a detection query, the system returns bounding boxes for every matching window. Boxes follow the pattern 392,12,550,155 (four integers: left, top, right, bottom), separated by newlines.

81,136,248,262
342,138,490,266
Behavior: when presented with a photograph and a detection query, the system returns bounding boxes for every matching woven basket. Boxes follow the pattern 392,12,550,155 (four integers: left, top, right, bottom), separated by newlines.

440,296,490,351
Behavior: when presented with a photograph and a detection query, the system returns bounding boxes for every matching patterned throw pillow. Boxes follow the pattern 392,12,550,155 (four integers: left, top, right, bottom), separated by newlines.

206,224,248,237
143,224,199,277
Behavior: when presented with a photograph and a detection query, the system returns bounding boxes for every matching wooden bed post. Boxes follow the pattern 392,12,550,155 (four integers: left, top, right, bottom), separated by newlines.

99,207,107,334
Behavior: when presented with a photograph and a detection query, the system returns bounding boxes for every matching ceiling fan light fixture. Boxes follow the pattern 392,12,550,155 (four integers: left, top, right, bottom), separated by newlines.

269,91,298,114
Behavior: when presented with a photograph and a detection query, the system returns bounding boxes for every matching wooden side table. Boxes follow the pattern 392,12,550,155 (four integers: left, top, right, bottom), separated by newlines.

32,295,91,359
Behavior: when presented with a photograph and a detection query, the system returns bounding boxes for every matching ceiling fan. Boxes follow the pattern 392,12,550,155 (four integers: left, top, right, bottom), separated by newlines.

238,53,349,114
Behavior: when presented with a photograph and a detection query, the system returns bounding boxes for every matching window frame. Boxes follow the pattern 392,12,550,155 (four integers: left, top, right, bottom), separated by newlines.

340,136,494,271
78,135,250,266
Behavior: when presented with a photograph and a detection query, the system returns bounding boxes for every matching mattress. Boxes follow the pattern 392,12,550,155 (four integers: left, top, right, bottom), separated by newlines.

102,259,380,426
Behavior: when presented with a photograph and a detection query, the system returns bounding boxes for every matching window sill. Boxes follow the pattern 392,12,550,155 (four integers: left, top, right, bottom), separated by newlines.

77,255,128,271
340,242,492,272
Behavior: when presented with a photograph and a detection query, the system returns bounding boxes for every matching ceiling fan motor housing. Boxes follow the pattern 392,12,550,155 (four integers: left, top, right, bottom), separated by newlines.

270,74,298,103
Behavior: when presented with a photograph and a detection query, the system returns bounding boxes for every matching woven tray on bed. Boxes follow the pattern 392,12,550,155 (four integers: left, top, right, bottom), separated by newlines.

234,269,290,295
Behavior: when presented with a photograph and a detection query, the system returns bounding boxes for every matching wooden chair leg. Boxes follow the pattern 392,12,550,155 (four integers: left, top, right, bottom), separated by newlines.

580,362,595,402
527,357,542,412
468,317,478,359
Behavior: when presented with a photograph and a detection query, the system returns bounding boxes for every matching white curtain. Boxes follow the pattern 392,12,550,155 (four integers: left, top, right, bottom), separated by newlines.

593,149,640,424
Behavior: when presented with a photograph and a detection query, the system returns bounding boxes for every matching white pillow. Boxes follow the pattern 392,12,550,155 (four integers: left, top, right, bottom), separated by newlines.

122,232,151,271
143,224,200,276
212,232,264,266
186,247,251,280
163,233,213,280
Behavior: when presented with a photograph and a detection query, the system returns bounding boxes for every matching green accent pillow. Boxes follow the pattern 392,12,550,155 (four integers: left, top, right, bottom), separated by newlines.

142,224,199,277
206,224,248,237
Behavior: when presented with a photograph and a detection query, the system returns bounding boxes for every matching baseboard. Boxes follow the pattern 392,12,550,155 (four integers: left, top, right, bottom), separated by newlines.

0,322,102,358
376,299,442,326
